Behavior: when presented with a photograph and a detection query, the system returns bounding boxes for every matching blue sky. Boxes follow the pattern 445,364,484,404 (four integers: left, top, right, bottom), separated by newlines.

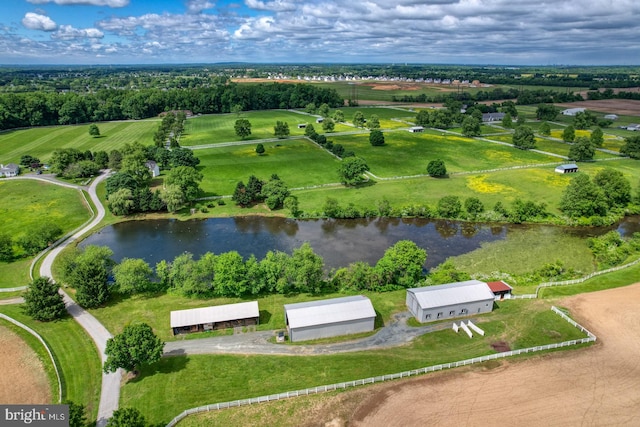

2,0,640,65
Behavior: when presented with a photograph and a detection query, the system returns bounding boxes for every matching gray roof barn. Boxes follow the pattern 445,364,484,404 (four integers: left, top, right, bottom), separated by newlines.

0,163,20,177
406,280,495,323
555,163,579,173
284,295,376,342
170,301,259,335
482,112,505,122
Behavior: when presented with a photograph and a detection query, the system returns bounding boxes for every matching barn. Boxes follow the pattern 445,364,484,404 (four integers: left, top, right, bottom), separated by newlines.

408,126,425,133
406,280,495,323
487,281,513,300
170,301,259,335
555,163,579,174
284,295,376,342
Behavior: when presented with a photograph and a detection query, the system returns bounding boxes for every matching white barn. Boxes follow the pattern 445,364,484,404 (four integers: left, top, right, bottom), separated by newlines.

555,163,579,174
284,295,376,342
171,301,259,335
406,280,495,323
561,108,586,116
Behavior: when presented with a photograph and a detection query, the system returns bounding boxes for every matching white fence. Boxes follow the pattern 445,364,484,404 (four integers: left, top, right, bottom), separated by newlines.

0,313,62,403
166,307,595,427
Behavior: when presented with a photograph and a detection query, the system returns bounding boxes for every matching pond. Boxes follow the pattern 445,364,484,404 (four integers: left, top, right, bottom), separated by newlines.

79,215,639,271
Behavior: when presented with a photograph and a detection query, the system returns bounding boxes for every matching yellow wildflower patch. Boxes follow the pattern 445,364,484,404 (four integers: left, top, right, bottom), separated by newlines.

466,175,514,194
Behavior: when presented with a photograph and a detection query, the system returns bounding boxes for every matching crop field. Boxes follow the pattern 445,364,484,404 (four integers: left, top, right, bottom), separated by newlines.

195,139,341,196
0,120,157,163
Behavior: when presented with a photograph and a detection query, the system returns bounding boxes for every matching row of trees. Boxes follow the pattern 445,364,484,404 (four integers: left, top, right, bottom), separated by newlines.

0,222,62,261
0,82,343,130
232,174,291,210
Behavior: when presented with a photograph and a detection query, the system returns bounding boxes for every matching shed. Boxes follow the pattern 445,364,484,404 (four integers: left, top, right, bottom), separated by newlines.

297,123,307,129
0,163,19,177
316,118,324,123
408,126,425,133
482,112,505,122
487,281,513,300
284,295,376,342
170,301,259,335
561,108,586,116
555,163,579,174
604,114,618,120
626,124,640,131
406,280,495,323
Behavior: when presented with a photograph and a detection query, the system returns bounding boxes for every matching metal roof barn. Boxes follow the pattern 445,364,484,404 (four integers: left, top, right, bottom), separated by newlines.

406,280,495,323
284,295,376,342
170,301,259,335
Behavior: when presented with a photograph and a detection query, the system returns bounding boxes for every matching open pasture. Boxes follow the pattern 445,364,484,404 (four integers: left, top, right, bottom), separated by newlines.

0,120,157,163
196,139,341,196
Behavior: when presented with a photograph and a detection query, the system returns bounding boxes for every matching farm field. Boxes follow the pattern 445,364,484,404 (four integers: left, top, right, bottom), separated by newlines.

0,120,157,163
120,299,587,425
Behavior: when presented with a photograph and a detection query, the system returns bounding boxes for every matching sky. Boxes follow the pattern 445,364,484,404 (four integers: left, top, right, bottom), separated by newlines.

1,0,640,66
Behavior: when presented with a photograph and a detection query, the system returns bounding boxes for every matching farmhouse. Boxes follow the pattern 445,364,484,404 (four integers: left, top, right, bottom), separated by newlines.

561,108,586,116
170,301,259,335
555,163,579,174
487,281,513,300
408,126,424,133
406,280,495,323
482,112,505,122
284,295,376,342
626,124,640,131
0,163,20,177
145,160,160,177
604,114,618,120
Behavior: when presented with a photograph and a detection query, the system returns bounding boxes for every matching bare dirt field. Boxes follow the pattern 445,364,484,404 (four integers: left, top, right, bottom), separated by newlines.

0,324,51,404
555,99,640,116
350,284,640,427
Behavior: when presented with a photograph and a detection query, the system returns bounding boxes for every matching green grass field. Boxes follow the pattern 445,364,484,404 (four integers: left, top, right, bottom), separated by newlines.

0,305,102,419
120,299,587,425
0,120,157,163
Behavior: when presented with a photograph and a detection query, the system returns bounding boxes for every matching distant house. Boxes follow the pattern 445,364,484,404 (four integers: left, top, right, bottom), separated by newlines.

482,112,506,122
145,160,160,177
487,281,513,300
408,126,424,133
604,114,618,121
316,118,324,123
555,163,579,174
625,124,640,131
159,110,194,118
561,108,586,116
0,163,19,177
170,301,259,335
297,123,307,129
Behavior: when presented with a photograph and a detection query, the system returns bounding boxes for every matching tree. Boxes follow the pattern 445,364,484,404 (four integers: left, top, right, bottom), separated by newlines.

232,181,252,206
20,154,40,169
332,109,344,122
89,124,100,137
261,176,290,209
367,114,380,129
415,110,430,127
375,240,426,288
512,126,536,149
246,175,264,201
437,195,462,218
573,111,596,130
322,118,335,132
536,104,558,121
234,118,252,139
0,233,13,261
112,258,153,294
107,188,135,216
318,103,330,117
160,184,185,213
165,166,203,202
18,222,63,255
213,251,248,297
462,116,481,137
103,323,164,373
562,125,576,142
594,168,632,208
255,143,265,155
501,113,512,128
274,121,290,139
568,136,595,162
516,114,526,126
169,147,200,168
94,150,109,169
106,408,146,427
559,174,608,218
338,157,369,186
304,123,317,138
590,127,604,147
464,197,485,219
428,260,471,285
66,401,86,427
284,195,300,217
120,152,151,187
106,172,138,196
304,102,316,114
108,150,123,170
620,135,640,159
23,276,66,322
426,159,447,177
539,122,551,136
369,129,385,146
63,160,99,179
352,111,365,128
62,245,113,309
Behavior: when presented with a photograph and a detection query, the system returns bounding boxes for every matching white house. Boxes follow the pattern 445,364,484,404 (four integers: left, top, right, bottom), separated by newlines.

145,160,160,177
482,112,505,122
561,108,586,116
604,114,618,121
0,163,20,177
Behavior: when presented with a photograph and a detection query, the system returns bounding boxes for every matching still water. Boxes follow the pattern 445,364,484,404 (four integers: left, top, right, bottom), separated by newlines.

80,216,640,270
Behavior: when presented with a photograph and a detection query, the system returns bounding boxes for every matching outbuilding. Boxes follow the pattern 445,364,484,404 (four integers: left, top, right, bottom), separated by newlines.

170,301,259,335
284,295,376,342
406,280,495,323
408,126,425,133
604,114,618,121
561,108,586,116
0,163,19,177
487,281,513,300
555,163,579,174
481,112,505,122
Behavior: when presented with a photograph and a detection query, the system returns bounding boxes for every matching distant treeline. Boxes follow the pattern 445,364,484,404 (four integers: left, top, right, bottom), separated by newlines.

392,87,584,105
586,89,640,101
0,82,343,131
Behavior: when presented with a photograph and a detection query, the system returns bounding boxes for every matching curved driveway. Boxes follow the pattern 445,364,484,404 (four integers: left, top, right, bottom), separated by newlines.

36,171,121,427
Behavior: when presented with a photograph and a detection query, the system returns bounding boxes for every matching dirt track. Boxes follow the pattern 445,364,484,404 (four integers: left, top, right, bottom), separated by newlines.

351,284,640,426
0,324,51,404
554,99,640,116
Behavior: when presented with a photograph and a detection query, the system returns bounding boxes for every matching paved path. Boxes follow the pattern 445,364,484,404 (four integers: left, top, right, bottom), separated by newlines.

0,297,24,305
165,312,457,356
36,171,121,427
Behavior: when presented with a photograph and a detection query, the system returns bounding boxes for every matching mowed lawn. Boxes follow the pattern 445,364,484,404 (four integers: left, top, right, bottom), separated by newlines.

0,120,157,163
196,139,341,196
332,130,561,178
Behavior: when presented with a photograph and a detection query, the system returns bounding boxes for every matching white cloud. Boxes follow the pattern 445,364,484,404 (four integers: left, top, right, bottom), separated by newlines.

52,25,104,39
245,0,298,12
27,0,129,6
22,12,57,31
186,0,215,14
